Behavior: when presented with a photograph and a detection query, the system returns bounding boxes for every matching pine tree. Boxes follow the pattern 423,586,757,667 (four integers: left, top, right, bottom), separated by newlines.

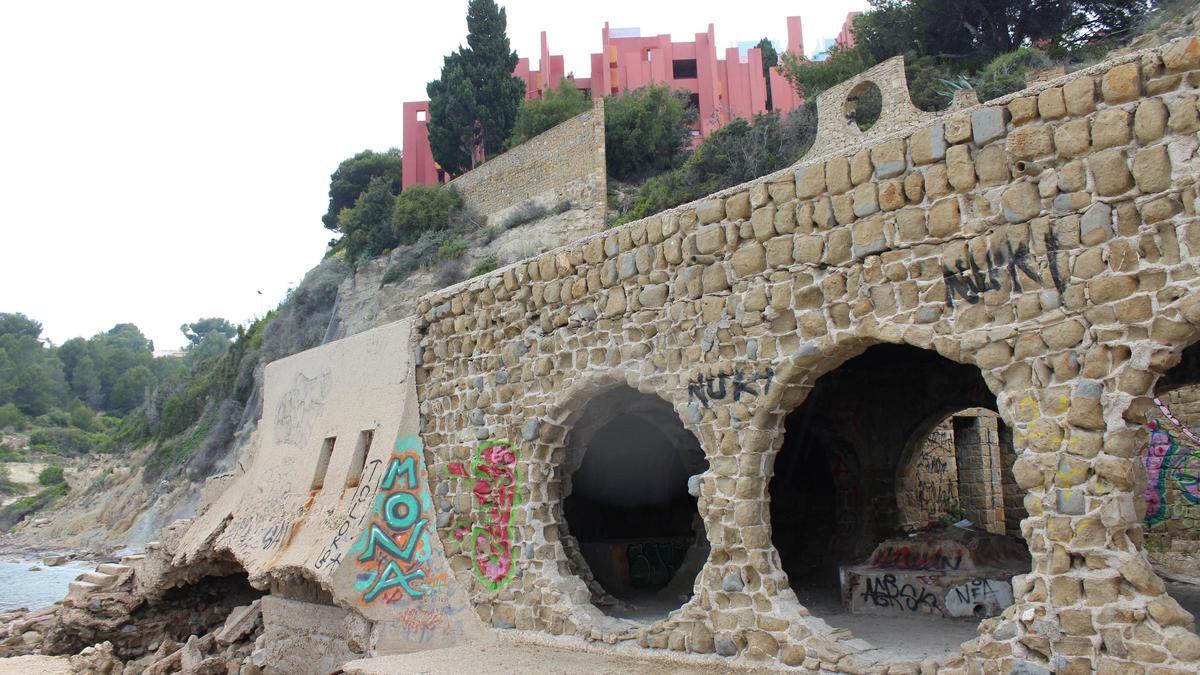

756,38,778,110
426,0,524,176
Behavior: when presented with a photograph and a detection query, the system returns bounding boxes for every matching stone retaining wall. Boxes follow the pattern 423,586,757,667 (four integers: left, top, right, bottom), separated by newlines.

448,99,606,228
413,38,1200,672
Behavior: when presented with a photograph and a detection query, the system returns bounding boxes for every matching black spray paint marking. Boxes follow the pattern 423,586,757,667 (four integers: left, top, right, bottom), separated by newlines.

943,233,1065,307
687,368,774,408
314,458,384,570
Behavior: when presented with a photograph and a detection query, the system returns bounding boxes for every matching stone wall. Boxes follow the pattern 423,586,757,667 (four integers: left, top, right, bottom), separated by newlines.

412,38,1200,673
448,99,606,228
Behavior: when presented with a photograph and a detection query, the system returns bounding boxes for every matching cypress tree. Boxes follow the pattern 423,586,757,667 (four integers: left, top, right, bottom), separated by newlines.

426,0,524,176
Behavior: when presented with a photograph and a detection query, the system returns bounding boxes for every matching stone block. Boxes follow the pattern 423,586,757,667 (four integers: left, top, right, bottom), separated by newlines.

928,197,961,238
853,182,879,217
1090,149,1133,197
1064,76,1096,115
697,198,726,224
1092,108,1131,150
976,144,1010,185
871,137,907,178
947,144,976,191
1162,36,1200,73
904,172,924,202
726,191,751,220
795,163,826,200
879,180,905,211
910,122,946,165
730,242,766,278
1132,145,1171,194
972,106,1007,145
768,179,795,204
694,224,725,255
1007,125,1054,160
1168,94,1200,133
826,156,852,194
1054,119,1090,158
851,147,874,185
896,207,926,241
1038,87,1067,119
1002,182,1041,223
1101,62,1141,103
1009,96,1038,124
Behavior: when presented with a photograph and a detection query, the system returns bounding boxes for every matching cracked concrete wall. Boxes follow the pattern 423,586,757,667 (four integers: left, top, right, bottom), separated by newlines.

168,318,484,671
412,37,1200,672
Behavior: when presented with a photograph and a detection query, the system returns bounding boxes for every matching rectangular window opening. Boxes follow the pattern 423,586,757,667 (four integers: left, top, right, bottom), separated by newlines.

345,429,374,488
312,436,335,490
672,58,698,79
416,110,427,122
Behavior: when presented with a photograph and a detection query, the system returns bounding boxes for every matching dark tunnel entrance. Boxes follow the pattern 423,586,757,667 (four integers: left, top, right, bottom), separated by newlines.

561,385,709,622
769,344,1030,658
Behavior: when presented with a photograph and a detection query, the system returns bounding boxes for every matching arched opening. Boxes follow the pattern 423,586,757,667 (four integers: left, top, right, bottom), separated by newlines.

1144,342,1200,620
560,385,708,622
769,344,1030,660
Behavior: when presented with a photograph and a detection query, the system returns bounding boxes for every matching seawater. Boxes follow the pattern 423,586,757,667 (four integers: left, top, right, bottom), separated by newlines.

0,560,91,612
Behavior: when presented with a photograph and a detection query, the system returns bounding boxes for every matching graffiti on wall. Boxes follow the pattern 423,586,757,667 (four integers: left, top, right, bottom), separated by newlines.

315,458,385,570
858,573,941,612
1144,397,1200,528
942,234,1066,308
687,368,774,408
349,435,447,603
449,439,521,591
870,545,965,571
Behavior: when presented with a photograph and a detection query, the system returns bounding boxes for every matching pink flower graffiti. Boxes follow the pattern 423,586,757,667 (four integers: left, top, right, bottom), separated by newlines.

448,439,520,590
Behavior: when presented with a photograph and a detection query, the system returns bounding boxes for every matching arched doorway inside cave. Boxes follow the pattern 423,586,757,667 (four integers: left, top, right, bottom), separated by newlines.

561,385,709,622
769,344,1031,659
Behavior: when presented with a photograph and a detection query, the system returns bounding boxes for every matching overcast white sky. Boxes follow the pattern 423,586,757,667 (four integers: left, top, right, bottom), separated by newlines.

0,0,867,351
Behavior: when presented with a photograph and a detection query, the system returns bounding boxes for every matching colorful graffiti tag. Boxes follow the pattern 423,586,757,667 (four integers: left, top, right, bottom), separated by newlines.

350,435,447,603
1144,397,1200,528
449,439,520,591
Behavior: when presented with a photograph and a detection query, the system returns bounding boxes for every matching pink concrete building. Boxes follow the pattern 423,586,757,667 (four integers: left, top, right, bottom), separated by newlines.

402,16,825,190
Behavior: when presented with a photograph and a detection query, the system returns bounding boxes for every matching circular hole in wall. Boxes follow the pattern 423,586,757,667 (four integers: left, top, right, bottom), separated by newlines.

844,81,882,131
768,344,1031,662
560,385,709,623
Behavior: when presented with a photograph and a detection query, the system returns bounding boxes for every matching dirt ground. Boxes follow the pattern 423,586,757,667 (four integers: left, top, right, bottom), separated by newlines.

343,633,783,674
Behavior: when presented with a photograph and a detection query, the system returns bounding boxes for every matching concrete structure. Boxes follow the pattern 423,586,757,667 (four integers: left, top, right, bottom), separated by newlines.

43,35,1200,674
402,16,810,190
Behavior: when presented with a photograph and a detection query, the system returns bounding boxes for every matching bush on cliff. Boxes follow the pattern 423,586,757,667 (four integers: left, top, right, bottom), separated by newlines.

604,84,691,182
616,106,816,224
392,185,463,244
321,149,403,231
508,78,591,148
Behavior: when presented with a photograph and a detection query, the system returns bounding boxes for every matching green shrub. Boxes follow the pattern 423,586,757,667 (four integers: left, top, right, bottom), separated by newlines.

392,185,462,243
972,48,1053,102
0,403,23,431
498,199,571,229
29,427,96,455
616,107,816,224
509,79,591,147
0,482,68,531
437,238,468,261
37,465,65,486
470,256,501,278
604,85,691,182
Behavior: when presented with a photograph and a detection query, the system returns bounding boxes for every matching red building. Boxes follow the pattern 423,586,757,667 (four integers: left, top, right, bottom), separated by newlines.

403,16,813,190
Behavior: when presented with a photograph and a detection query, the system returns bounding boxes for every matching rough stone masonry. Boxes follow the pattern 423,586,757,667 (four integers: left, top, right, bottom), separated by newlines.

31,35,1200,675
413,39,1200,673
